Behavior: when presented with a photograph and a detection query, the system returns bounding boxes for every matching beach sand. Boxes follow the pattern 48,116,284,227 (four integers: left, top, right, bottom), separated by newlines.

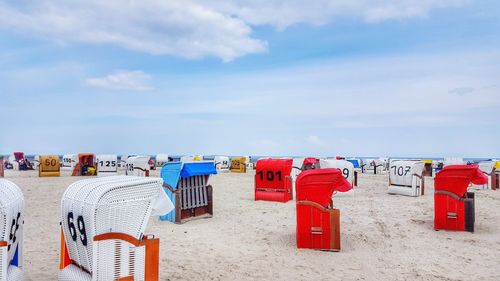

4,169,500,280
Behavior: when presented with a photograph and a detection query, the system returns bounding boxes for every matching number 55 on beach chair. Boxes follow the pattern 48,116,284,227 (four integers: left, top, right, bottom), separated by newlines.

0,179,25,281
59,176,173,281
159,162,217,223
295,169,352,251
254,158,293,202
387,160,425,197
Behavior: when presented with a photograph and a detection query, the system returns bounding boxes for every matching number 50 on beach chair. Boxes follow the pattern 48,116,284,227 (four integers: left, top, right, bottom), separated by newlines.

59,176,173,281
0,179,25,281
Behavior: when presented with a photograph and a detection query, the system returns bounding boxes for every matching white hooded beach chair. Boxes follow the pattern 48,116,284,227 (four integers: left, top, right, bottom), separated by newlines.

319,159,357,196
471,161,497,190
0,179,25,281
59,176,173,281
96,155,118,177
125,156,151,177
213,156,230,172
155,154,169,169
388,160,425,197
62,154,77,170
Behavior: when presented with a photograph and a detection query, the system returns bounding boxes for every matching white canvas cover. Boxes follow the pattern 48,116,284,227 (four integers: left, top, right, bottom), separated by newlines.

320,159,355,186
32,155,40,170
180,155,203,163
444,157,464,166
214,156,230,171
62,154,77,168
319,159,355,196
388,160,425,197
7,155,18,171
96,155,118,177
155,154,169,168
471,161,496,190
0,179,24,281
125,156,150,177
59,176,173,281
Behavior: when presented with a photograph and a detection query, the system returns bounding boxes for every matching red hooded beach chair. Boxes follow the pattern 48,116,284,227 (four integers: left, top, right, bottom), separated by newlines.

434,165,488,232
254,159,293,202
295,169,351,251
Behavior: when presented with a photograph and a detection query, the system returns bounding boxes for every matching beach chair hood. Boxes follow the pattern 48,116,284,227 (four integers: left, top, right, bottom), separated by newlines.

435,165,488,197
296,168,352,207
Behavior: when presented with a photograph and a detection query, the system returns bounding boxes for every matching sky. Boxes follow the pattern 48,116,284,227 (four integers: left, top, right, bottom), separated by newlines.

0,0,499,158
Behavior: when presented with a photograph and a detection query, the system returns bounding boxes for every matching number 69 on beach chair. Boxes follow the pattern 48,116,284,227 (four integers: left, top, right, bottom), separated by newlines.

387,160,425,197
59,176,173,281
0,179,25,281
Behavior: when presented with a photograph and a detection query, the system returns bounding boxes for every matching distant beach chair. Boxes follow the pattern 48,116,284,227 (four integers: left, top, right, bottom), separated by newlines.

434,165,487,232
230,157,247,173
0,179,25,280
301,157,319,170
96,154,118,177
0,156,4,177
72,154,97,176
470,161,498,190
387,160,425,197
254,158,293,202
295,169,352,251
126,156,151,177
214,156,230,172
180,155,203,163
32,155,40,170
39,155,61,177
11,152,32,171
443,157,464,166
159,162,217,223
319,159,357,189
346,158,362,169
59,176,172,281
360,158,385,174
421,159,434,177
62,154,77,169
155,154,170,169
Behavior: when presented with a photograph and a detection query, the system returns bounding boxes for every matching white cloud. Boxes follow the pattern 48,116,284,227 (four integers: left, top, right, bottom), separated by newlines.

199,0,468,29
85,70,153,91
0,1,266,61
0,1,466,60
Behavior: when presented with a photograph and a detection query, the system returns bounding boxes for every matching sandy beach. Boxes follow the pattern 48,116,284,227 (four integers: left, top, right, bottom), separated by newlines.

3,169,499,281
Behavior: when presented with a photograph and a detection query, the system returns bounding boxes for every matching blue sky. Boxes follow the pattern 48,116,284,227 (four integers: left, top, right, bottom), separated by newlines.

0,0,499,158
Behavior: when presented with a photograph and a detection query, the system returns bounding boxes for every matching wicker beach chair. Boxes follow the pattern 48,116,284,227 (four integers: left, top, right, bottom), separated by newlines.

159,162,217,223
471,161,498,190
295,169,351,251
319,159,357,189
387,160,425,197
96,155,118,177
125,156,150,177
39,155,61,177
59,176,172,281
254,158,293,202
0,179,25,281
